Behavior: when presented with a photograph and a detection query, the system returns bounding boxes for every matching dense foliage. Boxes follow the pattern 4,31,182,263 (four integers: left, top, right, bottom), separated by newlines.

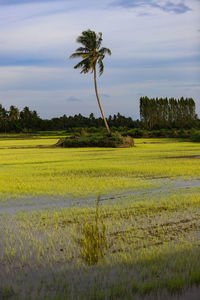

58,133,124,148
0,104,140,133
140,97,197,129
191,131,200,142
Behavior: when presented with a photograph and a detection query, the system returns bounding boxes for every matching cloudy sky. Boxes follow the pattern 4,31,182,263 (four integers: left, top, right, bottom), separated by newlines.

0,0,199,119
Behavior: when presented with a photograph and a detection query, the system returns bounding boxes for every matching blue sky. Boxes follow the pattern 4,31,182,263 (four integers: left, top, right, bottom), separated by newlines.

0,0,199,119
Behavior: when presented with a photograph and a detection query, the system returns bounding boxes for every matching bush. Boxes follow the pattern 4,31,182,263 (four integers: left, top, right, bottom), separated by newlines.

178,129,190,138
127,128,147,138
191,131,200,142
57,133,124,148
87,126,101,133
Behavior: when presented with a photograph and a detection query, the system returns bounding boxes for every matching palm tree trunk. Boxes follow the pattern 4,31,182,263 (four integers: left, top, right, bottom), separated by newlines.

94,66,111,136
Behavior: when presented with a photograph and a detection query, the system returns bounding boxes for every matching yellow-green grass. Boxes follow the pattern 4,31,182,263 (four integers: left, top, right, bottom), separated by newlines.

0,131,67,138
134,137,183,144
0,138,59,148
0,139,199,200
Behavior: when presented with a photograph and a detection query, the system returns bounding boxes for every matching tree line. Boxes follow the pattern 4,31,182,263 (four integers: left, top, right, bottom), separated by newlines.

0,104,140,133
0,98,199,133
140,97,198,129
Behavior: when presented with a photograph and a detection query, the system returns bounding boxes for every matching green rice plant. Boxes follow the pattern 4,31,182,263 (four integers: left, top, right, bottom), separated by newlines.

0,285,15,299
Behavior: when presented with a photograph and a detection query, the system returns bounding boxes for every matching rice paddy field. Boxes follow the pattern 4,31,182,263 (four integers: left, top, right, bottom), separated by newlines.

0,134,200,300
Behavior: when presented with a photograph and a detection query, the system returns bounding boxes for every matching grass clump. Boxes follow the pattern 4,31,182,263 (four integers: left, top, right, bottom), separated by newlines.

78,221,107,265
76,197,107,265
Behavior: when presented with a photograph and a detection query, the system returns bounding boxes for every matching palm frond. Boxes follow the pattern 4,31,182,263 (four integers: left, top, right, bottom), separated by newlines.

74,58,92,74
74,58,89,69
75,47,90,52
69,52,88,59
80,59,92,73
98,58,104,76
99,47,111,56
96,32,103,49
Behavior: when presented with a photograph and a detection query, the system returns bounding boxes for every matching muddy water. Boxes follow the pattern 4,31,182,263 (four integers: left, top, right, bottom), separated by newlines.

0,178,199,214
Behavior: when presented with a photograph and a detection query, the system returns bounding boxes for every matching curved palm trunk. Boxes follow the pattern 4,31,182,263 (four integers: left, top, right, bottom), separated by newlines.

94,67,111,136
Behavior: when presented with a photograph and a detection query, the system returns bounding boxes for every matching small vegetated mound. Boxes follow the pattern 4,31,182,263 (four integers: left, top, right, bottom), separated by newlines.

56,132,134,148
119,135,134,148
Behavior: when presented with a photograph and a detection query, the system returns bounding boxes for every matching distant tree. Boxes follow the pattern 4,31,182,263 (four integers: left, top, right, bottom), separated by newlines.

140,97,197,129
20,106,31,120
70,29,112,136
9,105,19,120
20,106,32,130
8,105,20,132
62,114,68,129
0,104,8,133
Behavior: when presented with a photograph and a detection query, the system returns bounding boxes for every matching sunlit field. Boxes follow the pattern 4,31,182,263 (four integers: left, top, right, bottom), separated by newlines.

0,135,200,299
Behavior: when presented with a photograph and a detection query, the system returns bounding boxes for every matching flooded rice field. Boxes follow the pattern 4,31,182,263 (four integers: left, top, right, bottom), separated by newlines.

0,178,199,214
0,139,200,299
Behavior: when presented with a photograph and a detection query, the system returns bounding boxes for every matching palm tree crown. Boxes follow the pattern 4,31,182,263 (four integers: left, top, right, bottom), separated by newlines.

70,30,111,76
70,29,112,136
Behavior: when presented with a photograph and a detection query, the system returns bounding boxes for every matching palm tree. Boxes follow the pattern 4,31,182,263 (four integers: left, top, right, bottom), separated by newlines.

70,29,112,136
9,105,19,120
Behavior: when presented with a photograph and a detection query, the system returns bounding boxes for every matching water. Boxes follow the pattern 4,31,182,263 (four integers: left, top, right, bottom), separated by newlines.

0,178,199,214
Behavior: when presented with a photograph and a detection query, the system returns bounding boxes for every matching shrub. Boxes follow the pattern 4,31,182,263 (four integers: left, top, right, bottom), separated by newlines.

57,133,124,148
127,128,146,138
87,126,101,133
178,129,190,138
191,131,200,142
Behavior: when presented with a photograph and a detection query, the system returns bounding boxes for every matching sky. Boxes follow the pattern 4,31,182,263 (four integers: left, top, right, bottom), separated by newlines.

0,0,199,119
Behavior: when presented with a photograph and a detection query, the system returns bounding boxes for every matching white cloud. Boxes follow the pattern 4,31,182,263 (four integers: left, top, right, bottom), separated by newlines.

0,0,199,59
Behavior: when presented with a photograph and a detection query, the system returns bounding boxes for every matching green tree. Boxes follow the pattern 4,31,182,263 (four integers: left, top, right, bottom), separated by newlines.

20,106,32,130
9,105,20,132
9,105,19,121
70,29,112,136
140,97,197,129
0,104,8,133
